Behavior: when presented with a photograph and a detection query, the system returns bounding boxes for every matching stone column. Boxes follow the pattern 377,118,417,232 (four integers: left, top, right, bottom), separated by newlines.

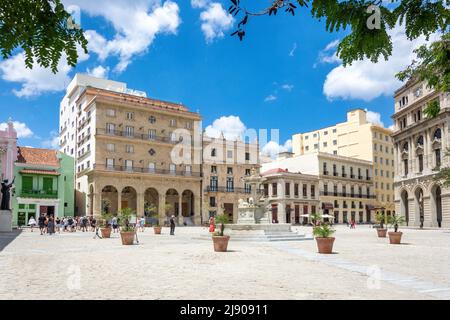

158,194,166,225
137,192,144,217
93,192,102,218
194,194,201,225
278,201,285,223
268,183,273,198
426,128,433,169
178,194,183,225
117,191,122,212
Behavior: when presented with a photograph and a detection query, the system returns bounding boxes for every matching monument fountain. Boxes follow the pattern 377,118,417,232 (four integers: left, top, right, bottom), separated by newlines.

226,168,311,241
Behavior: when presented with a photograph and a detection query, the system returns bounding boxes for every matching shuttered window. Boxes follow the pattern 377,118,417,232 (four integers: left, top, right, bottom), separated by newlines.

22,176,33,191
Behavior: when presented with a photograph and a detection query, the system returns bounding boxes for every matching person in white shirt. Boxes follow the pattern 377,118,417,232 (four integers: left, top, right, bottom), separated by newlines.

28,216,37,232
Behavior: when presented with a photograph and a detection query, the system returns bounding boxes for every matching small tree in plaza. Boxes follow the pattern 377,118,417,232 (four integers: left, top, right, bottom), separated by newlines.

387,214,406,245
118,207,136,245
212,214,230,252
374,212,388,238
310,212,321,226
312,217,336,254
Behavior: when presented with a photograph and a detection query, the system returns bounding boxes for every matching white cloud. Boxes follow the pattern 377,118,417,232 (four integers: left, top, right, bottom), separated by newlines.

281,84,294,91
191,0,210,8
204,115,246,140
314,39,341,68
289,42,297,57
264,94,277,102
323,26,440,101
192,1,234,43
0,121,33,138
0,53,72,97
261,139,292,159
66,0,181,72
365,109,384,127
41,131,60,150
86,65,109,79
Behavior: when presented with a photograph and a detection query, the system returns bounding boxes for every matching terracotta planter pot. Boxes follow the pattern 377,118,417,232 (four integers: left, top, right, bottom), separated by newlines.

376,228,387,238
212,235,230,252
315,237,335,254
100,227,112,238
153,226,162,234
120,231,135,245
388,231,403,244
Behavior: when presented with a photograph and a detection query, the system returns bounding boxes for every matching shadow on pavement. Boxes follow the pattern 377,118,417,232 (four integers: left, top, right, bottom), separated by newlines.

0,229,22,252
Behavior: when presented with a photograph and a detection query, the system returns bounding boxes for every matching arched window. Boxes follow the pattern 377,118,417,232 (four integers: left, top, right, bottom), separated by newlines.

416,135,424,146
434,128,442,140
403,142,409,152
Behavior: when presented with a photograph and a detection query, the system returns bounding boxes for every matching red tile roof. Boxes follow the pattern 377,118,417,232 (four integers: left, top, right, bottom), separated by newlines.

17,147,59,167
261,168,289,176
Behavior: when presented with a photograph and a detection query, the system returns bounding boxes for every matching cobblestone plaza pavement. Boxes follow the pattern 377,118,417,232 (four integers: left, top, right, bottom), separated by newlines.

1,225,450,300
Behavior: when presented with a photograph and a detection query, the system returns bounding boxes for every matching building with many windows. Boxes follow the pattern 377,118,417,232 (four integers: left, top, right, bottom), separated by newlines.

202,134,259,223
12,147,74,227
392,81,450,227
261,152,375,224
260,168,319,224
291,109,395,216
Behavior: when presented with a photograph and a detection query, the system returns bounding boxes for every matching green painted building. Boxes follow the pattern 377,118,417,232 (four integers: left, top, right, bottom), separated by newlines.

12,147,74,227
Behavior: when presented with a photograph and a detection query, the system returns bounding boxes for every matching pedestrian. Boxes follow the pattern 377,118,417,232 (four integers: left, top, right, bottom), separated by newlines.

208,216,215,233
112,216,118,233
38,213,45,236
28,216,37,232
55,217,61,234
91,216,96,231
139,217,145,232
170,215,176,235
47,216,55,235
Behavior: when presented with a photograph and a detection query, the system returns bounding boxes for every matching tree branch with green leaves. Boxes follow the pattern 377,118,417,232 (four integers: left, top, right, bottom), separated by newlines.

0,0,88,73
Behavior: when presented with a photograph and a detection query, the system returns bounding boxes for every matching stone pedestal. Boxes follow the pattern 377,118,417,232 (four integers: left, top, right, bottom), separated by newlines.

237,207,257,225
0,210,12,232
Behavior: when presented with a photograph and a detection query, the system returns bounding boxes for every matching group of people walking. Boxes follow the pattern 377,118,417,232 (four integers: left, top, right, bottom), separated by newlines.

27,214,98,235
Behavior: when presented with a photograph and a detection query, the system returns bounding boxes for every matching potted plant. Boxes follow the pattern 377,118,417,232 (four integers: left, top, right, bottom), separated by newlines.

375,212,387,238
118,207,136,245
99,212,113,238
212,214,230,252
388,214,406,244
313,222,335,254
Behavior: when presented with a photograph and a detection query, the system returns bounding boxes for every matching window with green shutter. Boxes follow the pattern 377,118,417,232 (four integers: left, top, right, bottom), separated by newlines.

22,176,33,192
43,177,53,192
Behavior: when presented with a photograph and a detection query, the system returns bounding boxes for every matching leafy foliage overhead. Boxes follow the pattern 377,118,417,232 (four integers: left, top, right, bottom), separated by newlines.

229,0,450,68
0,0,88,73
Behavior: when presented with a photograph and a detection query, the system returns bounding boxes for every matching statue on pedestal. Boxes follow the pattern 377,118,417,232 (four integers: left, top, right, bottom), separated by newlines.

1,177,14,210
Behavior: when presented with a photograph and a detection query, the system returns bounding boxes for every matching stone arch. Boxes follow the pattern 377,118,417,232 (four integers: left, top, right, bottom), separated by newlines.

430,184,443,228
181,189,195,217
101,185,118,214
399,188,409,226
144,187,159,221
414,186,425,227
121,186,137,212
165,188,179,217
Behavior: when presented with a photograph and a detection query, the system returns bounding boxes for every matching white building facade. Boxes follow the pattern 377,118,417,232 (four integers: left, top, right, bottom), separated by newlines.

392,81,450,228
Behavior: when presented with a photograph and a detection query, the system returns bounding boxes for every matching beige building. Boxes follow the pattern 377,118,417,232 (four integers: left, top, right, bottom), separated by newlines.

59,74,204,225
392,81,450,228
260,168,320,224
202,134,259,223
59,74,262,225
292,109,395,216
261,152,375,224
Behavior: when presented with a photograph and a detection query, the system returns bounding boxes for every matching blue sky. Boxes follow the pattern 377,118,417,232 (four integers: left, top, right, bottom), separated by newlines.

0,0,428,155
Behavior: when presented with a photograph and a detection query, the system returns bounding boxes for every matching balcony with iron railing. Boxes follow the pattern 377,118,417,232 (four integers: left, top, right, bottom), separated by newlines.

320,191,375,199
19,189,58,199
96,128,182,145
93,163,202,177
204,186,253,194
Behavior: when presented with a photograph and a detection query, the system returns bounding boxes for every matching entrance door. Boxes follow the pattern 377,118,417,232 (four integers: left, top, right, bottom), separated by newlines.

182,203,189,217
47,206,55,217
302,205,308,225
271,204,278,223
224,203,234,222
294,205,300,224
121,201,128,209
286,205,291,224
334,211,339,224
366,210,371,223
40,206,48,215
17,212,26,227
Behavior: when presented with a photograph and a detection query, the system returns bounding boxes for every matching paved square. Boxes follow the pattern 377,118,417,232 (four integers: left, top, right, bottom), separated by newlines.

1,225,449,299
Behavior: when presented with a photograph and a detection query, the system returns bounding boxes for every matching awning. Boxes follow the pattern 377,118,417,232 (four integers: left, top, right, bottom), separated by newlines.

19,169,60,176
366,204,375,210
322,202,334,210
